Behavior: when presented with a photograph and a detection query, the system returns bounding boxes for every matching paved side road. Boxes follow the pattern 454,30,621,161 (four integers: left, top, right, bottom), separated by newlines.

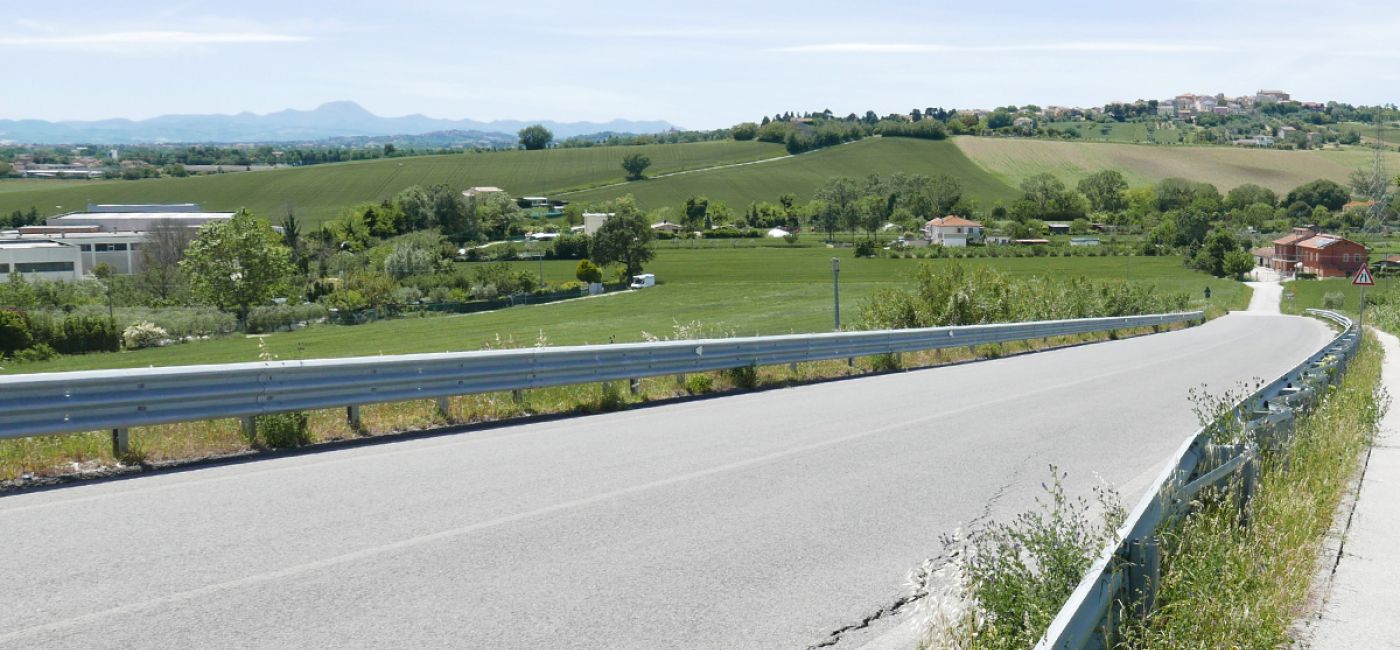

1308,328,1400,649
0,314,1331,649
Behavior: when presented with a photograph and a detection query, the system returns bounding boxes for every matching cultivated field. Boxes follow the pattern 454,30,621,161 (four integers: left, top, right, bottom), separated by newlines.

0,141,784,225
2,251,1247,374
955,137,1400,192
1038,121,1187,144
565,137,1018,209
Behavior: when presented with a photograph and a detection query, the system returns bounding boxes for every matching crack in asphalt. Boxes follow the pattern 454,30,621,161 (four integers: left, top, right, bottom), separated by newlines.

808,467,1028,649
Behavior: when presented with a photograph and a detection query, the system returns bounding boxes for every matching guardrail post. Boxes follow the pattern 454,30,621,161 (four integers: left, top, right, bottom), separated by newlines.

512,389,524,404
240,416,257,441
675,373,686,388
629,378,641,395
1239,450,1258,527
1125,536,1161,620
346,405,362,431
435,396,453,421
111,428,129,458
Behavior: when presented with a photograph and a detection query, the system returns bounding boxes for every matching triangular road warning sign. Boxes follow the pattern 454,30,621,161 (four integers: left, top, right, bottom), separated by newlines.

1354,266,1375,286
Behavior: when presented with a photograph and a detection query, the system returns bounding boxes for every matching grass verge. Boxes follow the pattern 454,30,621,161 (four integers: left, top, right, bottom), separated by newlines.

922,330,1382,649
1122,333,1384,647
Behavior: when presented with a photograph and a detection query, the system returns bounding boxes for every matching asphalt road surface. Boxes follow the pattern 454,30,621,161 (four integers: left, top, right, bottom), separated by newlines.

0,313,1331,649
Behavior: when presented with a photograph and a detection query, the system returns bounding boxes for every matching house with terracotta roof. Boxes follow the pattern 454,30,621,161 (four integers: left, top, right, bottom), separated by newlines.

1272,226,1369,277
923,216,983,247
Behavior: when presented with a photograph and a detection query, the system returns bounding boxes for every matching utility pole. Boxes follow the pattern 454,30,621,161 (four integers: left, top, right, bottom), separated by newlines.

831,257,841,331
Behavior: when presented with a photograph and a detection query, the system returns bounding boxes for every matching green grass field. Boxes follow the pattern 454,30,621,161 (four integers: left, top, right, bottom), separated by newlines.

565,137,1018,209
1039,121,1186,144
2,251,1247,374
0,141,784,225
955,137,1400,193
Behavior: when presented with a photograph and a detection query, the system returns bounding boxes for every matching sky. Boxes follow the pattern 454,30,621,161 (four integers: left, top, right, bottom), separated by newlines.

3,0,1397,130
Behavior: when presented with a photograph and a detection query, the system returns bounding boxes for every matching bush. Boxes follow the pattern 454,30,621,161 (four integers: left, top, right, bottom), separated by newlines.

122,321,169,349
685,373,715,394
33,315,120,354
854,240,878,258
1322,291,1345,309
575,259,604,284
13,343,58,363
253,411,312,449
0,309,33,357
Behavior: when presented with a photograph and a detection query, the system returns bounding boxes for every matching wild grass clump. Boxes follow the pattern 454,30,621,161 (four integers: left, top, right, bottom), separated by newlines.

252,411,312,449
941,468,1124,649
1122,335,1384,647
869,352,903,372
685,373,715,394
724,364,759,389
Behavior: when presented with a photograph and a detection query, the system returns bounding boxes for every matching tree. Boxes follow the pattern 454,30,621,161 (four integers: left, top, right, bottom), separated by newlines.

1076,170,1128,213
180,210,295,323
731,122,759,140
1191,229,1239,276
139,219,193,302
682,195,709,230
1223,249,1255,279
1225,183,1278,210
1285,179,1350,212
621,152,652,180
392,185,434,231
589,196,654,277
429,184,479,242
814,176,861,241
518,124,554,150
1011,173,1087,222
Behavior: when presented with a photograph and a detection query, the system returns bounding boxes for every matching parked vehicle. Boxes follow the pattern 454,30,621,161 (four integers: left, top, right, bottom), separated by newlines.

629,274,655,289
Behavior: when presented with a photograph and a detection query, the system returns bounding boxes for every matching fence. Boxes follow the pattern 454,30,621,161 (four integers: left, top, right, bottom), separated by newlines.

0,311,1202,454
1036,309,1360,649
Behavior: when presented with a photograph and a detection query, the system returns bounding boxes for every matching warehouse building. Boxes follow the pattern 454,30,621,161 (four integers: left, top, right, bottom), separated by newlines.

0,239,84,282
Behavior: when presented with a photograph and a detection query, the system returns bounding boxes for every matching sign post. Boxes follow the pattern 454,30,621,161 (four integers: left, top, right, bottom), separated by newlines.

1354,265,1374,329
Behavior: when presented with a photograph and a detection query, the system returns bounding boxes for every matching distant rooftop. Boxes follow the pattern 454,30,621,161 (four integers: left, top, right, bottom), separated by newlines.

54,212,235,221
0,239,75,250
86,203,203,213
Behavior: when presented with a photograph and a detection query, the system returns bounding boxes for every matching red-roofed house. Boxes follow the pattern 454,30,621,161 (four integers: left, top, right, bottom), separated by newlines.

1295,235,1369,278
1273,226,1369,277
923,216,984,247
1271,226,1318,275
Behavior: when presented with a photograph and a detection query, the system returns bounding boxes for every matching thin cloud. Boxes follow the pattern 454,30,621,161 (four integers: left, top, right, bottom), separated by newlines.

0,31,310,47
775,42,1225,54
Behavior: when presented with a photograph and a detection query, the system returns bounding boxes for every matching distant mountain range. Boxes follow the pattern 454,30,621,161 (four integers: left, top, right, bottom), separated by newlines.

0,101,680,145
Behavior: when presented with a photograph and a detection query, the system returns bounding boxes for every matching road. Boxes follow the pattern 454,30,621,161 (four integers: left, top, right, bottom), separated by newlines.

0,312,1331,649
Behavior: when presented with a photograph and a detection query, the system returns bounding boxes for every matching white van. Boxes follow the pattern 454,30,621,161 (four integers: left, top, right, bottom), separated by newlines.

629,273,655,289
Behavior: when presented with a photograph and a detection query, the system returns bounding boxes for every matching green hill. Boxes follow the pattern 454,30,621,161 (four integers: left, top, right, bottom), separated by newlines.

954,136,1400,193
564,137,1018,209
0,141,783,225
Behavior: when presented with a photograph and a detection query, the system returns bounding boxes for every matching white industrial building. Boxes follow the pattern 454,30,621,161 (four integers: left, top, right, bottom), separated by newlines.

0,239,83,282
46,203,234,233
0,204,232,281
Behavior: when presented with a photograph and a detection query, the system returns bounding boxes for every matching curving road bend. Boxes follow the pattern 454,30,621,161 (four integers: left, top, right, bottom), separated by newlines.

0,311,1330,649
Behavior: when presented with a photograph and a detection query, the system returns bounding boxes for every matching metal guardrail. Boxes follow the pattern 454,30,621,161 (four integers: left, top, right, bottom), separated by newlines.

1037,309,1360,649
0,311,1201,451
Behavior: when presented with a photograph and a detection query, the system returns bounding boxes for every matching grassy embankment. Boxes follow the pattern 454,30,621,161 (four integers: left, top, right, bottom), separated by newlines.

955,136,1400,193
0,251,1246,483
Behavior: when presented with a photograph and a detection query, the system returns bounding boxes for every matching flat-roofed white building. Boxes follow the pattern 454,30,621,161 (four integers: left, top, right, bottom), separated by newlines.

583,212,614,235
0,239,83,282
47,210,234,233
14,227,147,274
